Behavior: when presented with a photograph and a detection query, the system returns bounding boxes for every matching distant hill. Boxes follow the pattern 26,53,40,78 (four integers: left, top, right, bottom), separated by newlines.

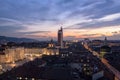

0,36,38,43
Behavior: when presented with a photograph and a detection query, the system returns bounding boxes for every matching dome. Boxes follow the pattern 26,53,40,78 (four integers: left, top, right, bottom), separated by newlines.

100,45,111,53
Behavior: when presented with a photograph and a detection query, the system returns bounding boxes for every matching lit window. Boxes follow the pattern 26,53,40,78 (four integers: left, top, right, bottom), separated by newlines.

32,78,35,80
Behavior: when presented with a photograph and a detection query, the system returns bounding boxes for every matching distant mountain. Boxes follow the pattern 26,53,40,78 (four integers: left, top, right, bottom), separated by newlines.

0,36,38,43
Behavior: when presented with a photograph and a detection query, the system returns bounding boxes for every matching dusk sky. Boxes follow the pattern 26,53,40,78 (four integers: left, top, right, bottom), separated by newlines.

0,0,120,40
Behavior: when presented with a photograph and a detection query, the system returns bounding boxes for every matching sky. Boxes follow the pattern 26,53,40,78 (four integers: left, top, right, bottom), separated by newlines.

0,0,120,40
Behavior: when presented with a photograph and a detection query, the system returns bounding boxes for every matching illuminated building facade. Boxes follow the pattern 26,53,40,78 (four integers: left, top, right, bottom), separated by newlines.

43,48,59,55
24,48,59,56
48,39,54,48
0,46,59,63
0,47,25,63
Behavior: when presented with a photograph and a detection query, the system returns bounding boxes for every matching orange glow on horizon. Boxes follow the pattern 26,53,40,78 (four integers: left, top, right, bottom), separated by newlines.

22,25,120,39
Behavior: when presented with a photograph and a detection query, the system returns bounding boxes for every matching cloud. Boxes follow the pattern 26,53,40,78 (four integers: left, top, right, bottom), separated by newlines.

65,14,120,29
0,17,24,27
112,31,118,34
64,36,76,40
80,33,105,38
0,0,120,40
111,30,120,35
0,25,25,37
0,17,26,37
19,31,51,35
98,13,120,21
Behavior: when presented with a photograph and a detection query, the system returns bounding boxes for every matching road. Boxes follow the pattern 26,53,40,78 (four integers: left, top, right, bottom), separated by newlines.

83,43,120,80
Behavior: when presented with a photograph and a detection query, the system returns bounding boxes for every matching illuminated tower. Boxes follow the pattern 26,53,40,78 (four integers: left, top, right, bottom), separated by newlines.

58,27,63,48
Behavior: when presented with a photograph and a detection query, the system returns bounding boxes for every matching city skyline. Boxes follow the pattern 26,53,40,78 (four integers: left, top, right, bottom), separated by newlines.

0,0,120,40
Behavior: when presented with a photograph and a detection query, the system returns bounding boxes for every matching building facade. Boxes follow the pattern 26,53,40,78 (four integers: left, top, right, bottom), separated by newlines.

0,47,25,63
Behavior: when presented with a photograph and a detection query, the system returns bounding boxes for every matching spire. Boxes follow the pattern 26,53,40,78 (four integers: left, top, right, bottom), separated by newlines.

50,38,53,43
105,37,107,41
104,37,107,45
61,26,63,31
